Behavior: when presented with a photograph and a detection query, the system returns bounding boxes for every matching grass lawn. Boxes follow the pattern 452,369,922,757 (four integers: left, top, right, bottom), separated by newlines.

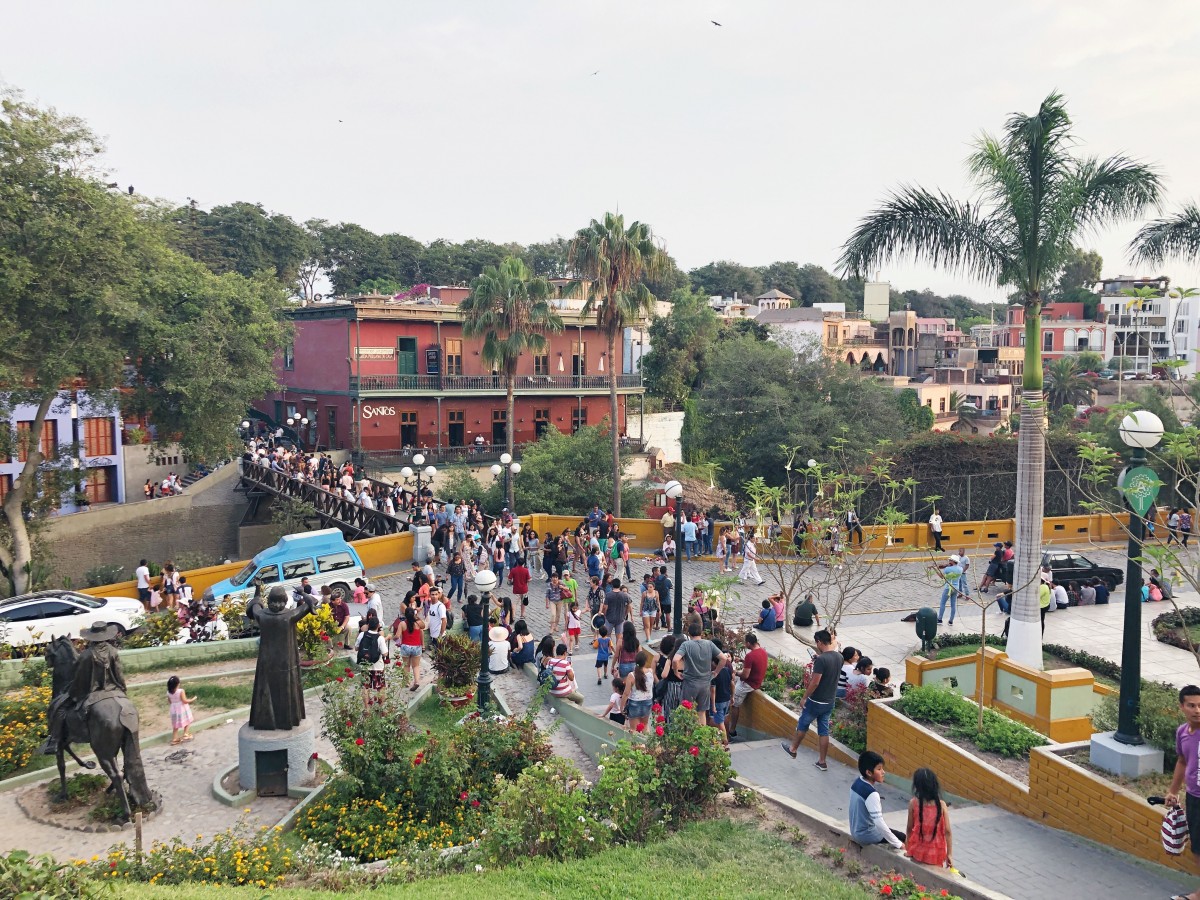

408,696,474,734
111,819,873,899
931,644,1119,687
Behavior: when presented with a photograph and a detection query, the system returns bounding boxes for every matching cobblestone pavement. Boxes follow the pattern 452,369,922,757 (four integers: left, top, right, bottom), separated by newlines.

0,703,335,861
730,737,1191,900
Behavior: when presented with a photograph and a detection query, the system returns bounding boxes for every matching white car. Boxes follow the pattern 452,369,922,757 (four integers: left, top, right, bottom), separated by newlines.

0,591,146,648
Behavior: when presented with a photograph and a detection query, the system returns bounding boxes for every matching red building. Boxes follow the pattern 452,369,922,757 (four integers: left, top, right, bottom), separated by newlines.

1000,302,1107,359
260,288,646,456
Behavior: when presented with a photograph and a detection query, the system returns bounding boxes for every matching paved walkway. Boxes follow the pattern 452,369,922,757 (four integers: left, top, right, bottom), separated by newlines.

730,737,1191,900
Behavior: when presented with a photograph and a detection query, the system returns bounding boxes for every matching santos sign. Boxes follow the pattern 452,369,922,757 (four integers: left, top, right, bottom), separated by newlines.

361,404,397,419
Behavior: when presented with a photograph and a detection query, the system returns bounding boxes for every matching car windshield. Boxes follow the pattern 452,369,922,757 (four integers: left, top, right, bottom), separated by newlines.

65,593,104,609
230,561,257,587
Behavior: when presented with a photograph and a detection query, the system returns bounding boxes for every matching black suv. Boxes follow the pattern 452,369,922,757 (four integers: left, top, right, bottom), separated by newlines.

1041,550,1124,590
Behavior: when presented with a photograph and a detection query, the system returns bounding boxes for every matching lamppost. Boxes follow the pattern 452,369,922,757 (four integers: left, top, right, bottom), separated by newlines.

490,453,521,509
1114,410,1165,745
400,452,437,523
286,416,309,451
804,458,817,514
474,568,498,712
665,479,684,636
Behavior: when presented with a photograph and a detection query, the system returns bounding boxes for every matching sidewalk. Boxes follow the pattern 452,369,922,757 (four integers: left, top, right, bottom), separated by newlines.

730,737,1191,900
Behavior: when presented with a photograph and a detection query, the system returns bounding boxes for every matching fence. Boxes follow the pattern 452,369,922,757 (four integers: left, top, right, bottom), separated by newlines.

855,469,1087,526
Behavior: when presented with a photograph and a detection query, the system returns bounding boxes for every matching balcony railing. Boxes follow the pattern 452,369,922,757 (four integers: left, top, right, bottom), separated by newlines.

359,437,648,470
350,373,644,393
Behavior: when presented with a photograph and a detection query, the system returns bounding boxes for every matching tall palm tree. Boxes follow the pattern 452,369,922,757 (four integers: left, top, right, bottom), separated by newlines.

838,92,1160,669
461,256,563,508
1044,357,1094,411
1131,203,1200,265
568,212,664,516
949,390,981,434
1118,285,1159,383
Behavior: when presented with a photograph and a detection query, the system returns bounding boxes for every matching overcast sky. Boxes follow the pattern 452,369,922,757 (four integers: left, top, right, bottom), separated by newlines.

5,1,1200,301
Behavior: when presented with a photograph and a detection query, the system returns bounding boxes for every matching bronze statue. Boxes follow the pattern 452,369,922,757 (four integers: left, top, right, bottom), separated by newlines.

42,626,152,820
247,584,315,731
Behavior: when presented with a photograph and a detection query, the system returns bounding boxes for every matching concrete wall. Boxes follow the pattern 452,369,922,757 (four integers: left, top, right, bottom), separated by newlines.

42,463,245,588
640,411,683,463
121,443,193,503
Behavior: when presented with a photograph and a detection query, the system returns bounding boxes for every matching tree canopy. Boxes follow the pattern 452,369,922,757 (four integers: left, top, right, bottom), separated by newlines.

640,289,719,407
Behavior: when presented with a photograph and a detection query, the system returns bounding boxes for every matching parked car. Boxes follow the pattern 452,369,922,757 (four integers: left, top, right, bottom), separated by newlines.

1041,549,1123,590
203,528,366,607
0,590,146,648
1097,369,1116,379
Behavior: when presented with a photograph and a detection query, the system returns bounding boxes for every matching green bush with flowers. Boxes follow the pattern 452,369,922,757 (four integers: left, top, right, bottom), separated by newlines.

295,603,339,660
645,700,734,817
867,871,963,899
592,740,664,843
0,680,51,778
481,757,612,864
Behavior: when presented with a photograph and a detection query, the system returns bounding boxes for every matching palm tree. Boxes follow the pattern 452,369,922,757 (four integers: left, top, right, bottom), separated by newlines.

568,212,664,516
1118,285,1159,387
949,390,980,434
1044,357,1094,411
461,256,564,508
838,92,1160,669
1131,203,1200,265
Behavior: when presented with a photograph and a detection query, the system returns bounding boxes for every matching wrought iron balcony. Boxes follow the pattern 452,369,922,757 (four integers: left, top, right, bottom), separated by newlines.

349,373,644,394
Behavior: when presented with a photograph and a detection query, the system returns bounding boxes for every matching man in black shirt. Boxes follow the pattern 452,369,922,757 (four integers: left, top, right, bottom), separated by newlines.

600,579,631,631
710,639,734,746
654,566,672,630
781,629,842,771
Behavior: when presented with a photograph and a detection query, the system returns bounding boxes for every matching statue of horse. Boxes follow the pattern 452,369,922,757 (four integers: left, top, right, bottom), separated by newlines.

43,634,152,821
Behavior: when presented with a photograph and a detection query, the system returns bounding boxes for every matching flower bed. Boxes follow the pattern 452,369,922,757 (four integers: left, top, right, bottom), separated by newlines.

759,657,867,751
1150,606,1200,652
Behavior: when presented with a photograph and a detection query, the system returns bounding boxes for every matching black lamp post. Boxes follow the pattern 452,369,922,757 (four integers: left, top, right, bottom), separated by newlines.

665,480,684,636
401,453,437,524
474,568,498,712
1114,410,1164,745
490,455,521,510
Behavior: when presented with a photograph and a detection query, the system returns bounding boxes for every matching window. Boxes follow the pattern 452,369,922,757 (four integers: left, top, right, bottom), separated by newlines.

282,558,317,579
82,466,114,504
283,342,295,370
492,409,507,445
1043,331,1054,351
400,411,418,447
0,602,44,623
255,565,281,584
445,339,463,376
448,410,465,447
16,420,57,462
0,475,10,503
534,353,550,376
535,407,550,438
38,601,77,619
318,552,356,573
939,398,946,413
571,407,588,433
1177,319,1188,334
82,417,114,456
327,406,338,448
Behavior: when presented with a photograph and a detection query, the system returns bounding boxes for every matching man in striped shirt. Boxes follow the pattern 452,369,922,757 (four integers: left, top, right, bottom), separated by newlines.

547,644,584,704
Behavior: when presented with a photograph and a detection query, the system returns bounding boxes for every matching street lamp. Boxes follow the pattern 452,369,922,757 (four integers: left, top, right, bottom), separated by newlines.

1114,410,1165,746
491,452,520,509
401,454,437,524
285,416,310,451
804,459,817,513
665,479,684,636
474,568,498,712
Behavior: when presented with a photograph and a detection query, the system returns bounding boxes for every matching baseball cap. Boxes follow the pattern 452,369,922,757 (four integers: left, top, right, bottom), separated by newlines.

949,554,960,563
993,542,1003,548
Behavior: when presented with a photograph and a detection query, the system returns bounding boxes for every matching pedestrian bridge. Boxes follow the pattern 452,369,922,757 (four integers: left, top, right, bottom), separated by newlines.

238,459,415,539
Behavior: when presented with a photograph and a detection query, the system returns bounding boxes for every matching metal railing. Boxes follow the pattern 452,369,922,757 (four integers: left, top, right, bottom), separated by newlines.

350,373,643,393
360,437,648,471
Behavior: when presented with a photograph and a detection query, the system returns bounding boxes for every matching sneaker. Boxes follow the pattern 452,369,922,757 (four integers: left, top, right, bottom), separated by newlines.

756,580,766,586
728,729,738,738
780,742,797,759
814,760,828,772
948,620,954,626
937,619,943,624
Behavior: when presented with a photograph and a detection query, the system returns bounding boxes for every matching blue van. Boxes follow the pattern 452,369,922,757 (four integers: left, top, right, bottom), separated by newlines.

203,528,366,606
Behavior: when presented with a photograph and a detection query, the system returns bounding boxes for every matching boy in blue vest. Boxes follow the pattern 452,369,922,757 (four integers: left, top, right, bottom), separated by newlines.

849,750,905,850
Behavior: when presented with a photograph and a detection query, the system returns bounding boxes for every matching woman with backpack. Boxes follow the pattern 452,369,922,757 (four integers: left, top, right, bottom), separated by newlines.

354,612,388,696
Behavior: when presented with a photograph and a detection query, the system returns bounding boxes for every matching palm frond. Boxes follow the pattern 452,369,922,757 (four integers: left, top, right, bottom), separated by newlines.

1130,203,1200,265
837,186,1008,282
1066,155,1163,234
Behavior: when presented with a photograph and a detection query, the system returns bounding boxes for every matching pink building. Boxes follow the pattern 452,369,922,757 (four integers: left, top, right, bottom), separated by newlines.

1000,303,1106,360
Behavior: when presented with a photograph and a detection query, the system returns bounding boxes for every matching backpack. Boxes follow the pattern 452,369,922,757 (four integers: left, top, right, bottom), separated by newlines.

537,661,560,690
611,540,623,560
357,632,382,666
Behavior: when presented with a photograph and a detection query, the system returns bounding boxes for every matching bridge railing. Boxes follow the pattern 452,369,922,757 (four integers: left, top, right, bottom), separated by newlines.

240,460,412,537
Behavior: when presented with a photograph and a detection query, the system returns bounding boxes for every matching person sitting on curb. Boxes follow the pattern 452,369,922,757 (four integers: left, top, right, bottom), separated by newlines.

849,749,905,850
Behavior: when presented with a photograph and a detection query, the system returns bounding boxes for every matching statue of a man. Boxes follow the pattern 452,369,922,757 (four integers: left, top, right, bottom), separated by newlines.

41,622,128,754
247,584,315,731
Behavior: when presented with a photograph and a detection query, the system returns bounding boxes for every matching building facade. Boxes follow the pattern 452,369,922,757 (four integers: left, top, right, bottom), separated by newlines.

1098,276,1198,377
0,391,124,511
263,288,647,456
1000,302,1107,361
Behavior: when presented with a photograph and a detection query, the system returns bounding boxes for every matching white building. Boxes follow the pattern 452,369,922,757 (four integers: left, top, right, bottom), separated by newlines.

1099,275,1199,378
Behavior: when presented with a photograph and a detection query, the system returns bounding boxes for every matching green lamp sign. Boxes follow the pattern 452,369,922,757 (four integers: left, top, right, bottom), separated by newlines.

1121,465,1162,518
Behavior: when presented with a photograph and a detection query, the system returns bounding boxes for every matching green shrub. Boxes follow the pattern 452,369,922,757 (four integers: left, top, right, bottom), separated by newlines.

963,710,1047,758
832,685,868,753
83,563,125,587
1093,680,1182,767
594,741,665,843
1,850,105,899
896,685,1047,759
1151,607,1200,651
481,757,611,864
894,685,972,727
46,772,107,807
19,657,47,688
1041,643,1121,681
430,632,479,692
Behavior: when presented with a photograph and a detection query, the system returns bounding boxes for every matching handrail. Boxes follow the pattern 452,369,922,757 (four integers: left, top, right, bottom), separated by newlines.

350,373,643,392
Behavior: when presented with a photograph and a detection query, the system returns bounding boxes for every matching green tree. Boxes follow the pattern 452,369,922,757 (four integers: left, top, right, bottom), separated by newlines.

1131,202,1200,265
755,261,805,302
0,93,286,594
949,391,980,434
688,260,763,299
460,256,563,508
898,388,935,432
640,289,719,407
1074,350,1105,373
839,91,1161,669
568,212,664,515
1043,357,1094,411
1056,246,1103,295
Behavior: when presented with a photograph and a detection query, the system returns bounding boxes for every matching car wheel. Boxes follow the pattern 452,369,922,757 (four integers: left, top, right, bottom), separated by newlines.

330,582,351,602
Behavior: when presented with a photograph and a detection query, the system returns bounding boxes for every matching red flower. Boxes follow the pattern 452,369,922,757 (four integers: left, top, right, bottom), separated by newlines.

320,634,330,641
940,893,949,898
636,722,646,732
460,792,469,800
347,671,355,678
355,738,364,746
345,667,353,675
109,861,117,869
335,677,344,683
655,725,664,736
655,715,666,723
688,746,699,756
471,799,480,807
311,752,319,760
651,703,662,713
345,720,352,727
680,700,693,710
881,887,892,897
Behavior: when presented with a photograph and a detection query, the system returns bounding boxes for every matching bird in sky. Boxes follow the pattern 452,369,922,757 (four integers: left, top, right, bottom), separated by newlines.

711,20,722,26
591,70,599,76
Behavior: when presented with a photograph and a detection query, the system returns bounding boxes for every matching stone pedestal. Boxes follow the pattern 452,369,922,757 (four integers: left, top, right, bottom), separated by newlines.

237,719,315,793
1090,730,1165,778
412,524,432,565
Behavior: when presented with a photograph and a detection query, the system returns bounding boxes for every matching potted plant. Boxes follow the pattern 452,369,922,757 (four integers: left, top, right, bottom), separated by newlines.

431,632,480,706
295,603,338,665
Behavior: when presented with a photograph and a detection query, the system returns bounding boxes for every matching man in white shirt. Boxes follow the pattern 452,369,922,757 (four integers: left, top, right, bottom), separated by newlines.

739,537,765,586
928,508,944,552
135,559,152,605
1051,581,1069,611
427,591,448,645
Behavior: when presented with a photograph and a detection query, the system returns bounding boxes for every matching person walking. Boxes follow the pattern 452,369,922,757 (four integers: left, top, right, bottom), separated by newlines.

167,676,194,745
395,606,425,690
614,621,640,679
640,581,660,642
1169,508,1182,546
928,508,945,552
1164,684,1200,900
671,621,729,720
447,552,466,602
935,555,964,626
545,573,565,634
905,767,953,868
354,614,388,698
781,629,842,771
620,648,656,731
738,535,765,586
135,559,152,607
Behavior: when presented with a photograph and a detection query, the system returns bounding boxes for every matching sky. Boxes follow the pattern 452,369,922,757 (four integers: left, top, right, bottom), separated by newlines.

5,1,1200,302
